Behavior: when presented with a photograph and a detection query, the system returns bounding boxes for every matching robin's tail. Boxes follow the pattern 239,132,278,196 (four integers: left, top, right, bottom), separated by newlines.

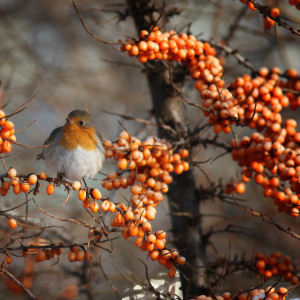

36,153,43,160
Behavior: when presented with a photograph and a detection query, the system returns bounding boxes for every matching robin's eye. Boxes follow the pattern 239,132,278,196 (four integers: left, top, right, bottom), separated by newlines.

79,121,85,126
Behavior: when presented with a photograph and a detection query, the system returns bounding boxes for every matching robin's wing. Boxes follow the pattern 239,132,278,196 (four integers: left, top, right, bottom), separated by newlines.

36,127,62,160
95,130,105,149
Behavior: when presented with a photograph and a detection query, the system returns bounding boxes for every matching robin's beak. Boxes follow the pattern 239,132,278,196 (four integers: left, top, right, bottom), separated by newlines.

65,118,74,123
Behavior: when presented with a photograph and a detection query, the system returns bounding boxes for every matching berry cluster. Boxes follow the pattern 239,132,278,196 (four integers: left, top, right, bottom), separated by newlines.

254,252,299,285
99,131,189,276
289,0,300,10
0,110,16,154
231,120,300,217
0,168,39,197
120,28,300,219
192,287,289,300
238,1,281,29
121,29,300,138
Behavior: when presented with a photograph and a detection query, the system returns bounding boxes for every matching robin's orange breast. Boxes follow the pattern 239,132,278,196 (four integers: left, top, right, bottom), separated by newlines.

60,122,98,151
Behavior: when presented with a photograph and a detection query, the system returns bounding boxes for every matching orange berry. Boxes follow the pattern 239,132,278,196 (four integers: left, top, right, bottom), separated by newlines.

168,266,176,277
78,189,86,201
278,287,287,296
5,255,12,264
214,123,223,133
271,8,280,17
287,69,298,78
145,209,155,220
247,1,256,10
155,230,166,239
176,256,186,265
92,188,101,200
147,234,156,244
256,260,266,269
8,168,17,178
140,30,149,39
135,237,144,247
154,239,165,250
161,249,171,259
0,110,6,125
235,182,246,194
72,181,81,191
182,161,189,171
46,184,54,195
85,252,93,262
128,225,138,237
2,140,11,153
36,250,46,262
171,249,179,260
118,158,128,170
174,163,183,174
8,219,17,229
28,174,38,185
3,121,14,130
138,41,147,51
2,181,10,190
149,250,160,261
130,185,142,195
20,182,30,193
9,178,19,187
0,129,11,139
90,202,99,213
76,251,85,261
13,184,21,194
0,186,7,196
101,200,110,211
142,221,152,232
108,202,116,213
39,171,48,180
107,171,118,180
68,252,77,262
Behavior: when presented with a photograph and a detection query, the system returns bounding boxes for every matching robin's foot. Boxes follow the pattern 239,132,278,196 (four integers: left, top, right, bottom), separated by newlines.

57,173,66,184
82,178,88,188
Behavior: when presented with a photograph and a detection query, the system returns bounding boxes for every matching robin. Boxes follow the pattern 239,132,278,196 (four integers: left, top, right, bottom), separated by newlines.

37,110,105,181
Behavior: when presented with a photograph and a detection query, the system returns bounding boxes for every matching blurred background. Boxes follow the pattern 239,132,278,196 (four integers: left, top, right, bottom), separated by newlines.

0,0,300,299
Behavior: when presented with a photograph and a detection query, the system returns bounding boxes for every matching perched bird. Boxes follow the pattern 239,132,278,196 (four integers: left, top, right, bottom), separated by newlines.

37,110,105,180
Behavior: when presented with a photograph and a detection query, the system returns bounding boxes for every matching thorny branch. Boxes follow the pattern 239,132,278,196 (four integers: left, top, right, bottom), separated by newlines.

234,199,300,240
247,0,300,37
0,263,38,300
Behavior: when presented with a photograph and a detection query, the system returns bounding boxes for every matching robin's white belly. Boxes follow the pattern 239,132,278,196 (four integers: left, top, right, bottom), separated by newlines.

44,143,105,180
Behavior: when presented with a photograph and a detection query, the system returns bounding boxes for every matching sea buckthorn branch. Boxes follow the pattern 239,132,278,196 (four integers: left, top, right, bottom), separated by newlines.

234,199,300,240
223,4,249,43
72,1,125,45
208,257,255,288
190,285,292,300
0,262,38,300
253,251,299,284
245,0,300,36
98,255,121,300
98,107,156,126
139,259,163,300
202,40,258,75
33,197,100,230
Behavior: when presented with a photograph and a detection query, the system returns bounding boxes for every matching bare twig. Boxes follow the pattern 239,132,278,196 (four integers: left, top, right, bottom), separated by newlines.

168,64,210,112
99,255,121,300
73,1,123,45
247,0,300,37
15,120,37,133
0,264,38,300
99,108,155,125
